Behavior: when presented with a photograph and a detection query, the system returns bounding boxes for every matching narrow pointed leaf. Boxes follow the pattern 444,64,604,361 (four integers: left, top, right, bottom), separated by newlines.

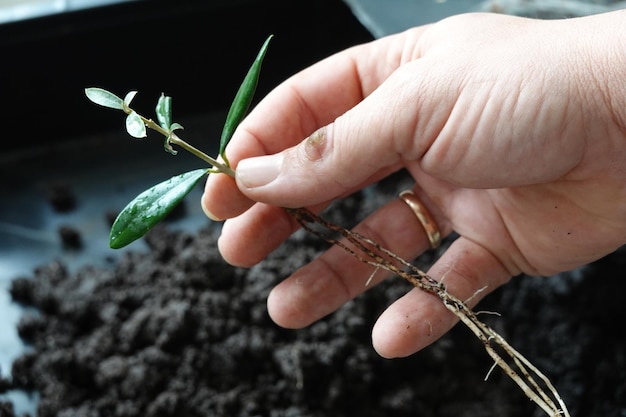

85,88,124,110
156,94,172,130
219,34,273,162
126,111,147,138
109,168,210,249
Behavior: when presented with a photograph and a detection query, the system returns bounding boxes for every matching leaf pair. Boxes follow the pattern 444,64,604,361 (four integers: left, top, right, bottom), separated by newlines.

84,88,147,138
86,35,273,249
155,94,184,155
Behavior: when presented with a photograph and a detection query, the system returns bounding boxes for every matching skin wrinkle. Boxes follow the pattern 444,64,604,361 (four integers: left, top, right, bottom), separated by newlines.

286,82,326,145
485,190,533,276
611,24,626,129
426,22,564,182
314,255,354,302
421,98,477,183
349,54,368,107
254,65,350,160
557,98,583,173
414,55,478,176
540,34,612,178
496,182,626,274
560,40,597,151
242,130,272,166
383,70,415,160
400,26,426,65
566,179,626,232
386,65,441,164
498,71,550,182
493,188,567,275
358,31,409,94
576,13,626,133
289,56,370,195
391,79,422,160
451,190,524,274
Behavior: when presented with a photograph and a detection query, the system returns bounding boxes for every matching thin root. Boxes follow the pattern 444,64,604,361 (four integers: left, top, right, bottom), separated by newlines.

288,207,570,417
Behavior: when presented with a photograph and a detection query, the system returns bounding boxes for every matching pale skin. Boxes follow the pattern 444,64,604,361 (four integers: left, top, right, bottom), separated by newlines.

202,11,626,359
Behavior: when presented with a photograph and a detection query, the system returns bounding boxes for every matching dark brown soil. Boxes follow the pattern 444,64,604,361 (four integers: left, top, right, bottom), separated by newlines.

2,172,626,417
57,226,83,250
44,182,77,214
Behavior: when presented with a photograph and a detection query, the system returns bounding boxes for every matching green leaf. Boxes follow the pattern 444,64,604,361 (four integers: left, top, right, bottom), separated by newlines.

219,34,273,164
170,122,184,131
163,123,183,155
85,87,124,110
123,91,138,110
126,111,147,138
109,168,210,249
164,133,178,155
156,94,172,130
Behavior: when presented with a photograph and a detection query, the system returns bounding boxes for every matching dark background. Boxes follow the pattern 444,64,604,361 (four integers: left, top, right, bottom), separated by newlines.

1,0,374,150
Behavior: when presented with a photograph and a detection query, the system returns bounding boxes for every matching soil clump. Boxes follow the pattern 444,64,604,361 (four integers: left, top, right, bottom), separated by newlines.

3,173,626,417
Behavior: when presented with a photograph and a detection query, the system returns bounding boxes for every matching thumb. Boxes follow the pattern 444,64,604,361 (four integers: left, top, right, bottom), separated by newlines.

234,83,424,208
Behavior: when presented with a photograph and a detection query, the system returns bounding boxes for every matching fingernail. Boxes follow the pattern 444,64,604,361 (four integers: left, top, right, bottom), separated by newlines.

237,154,282,188
201,195,222,221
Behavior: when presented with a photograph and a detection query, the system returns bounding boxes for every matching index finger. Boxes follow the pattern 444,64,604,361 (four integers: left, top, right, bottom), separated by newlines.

202,26,431,221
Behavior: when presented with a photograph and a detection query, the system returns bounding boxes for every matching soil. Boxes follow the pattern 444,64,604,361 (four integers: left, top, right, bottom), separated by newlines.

1,170,626,417
56,226,83,251
44,182,77,214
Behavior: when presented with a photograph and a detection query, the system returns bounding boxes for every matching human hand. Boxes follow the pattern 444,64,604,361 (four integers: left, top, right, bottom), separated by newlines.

202,11,626,358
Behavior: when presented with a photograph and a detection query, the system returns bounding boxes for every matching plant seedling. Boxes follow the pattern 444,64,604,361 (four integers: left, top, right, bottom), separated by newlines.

86,34,270,248
86,35,570,417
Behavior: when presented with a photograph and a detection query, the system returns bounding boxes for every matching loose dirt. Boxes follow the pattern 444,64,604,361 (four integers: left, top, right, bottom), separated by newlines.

2,172,625,417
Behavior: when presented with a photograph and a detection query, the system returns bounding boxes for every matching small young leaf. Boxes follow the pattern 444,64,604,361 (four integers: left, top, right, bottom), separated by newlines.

164,134,178,155
123,91,138,109
85,88,124,110
219,34,273,164
109,168,210,249
126,111,147,138
170,122,184,132
156,94,172,130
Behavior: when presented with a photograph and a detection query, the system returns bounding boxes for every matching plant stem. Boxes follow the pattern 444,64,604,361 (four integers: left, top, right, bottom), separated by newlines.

138,114,236,177
169,133,236,177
